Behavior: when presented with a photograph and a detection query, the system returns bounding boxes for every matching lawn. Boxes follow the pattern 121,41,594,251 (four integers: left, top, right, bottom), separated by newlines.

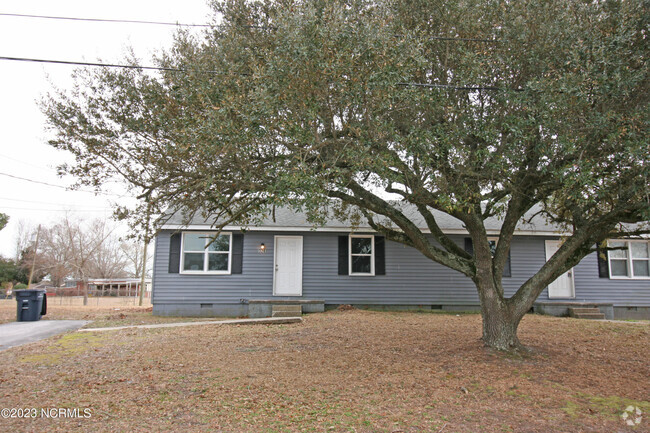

0,309,647,432
0,299,215,328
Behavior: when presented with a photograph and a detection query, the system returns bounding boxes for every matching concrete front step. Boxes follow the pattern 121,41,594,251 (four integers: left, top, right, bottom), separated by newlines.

271,305,302,318
248,299,325,318
272,311,302,318
272,305,302,313
573,312,606,320
569,307,601,315
568,307,605,320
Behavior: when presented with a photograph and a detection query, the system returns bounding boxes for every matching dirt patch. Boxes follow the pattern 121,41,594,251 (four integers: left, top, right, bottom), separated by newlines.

0,310,647,432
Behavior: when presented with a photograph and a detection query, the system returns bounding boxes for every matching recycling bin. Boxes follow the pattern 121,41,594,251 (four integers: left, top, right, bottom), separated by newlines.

14,289,47,322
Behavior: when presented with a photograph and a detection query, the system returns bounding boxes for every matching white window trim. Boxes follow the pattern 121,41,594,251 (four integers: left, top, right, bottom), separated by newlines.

607,239,650,280
349,234,375,276
180,232,232,275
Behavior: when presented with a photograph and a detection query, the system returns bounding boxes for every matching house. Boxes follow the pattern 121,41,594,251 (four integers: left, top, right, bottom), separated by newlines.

152,207,650,320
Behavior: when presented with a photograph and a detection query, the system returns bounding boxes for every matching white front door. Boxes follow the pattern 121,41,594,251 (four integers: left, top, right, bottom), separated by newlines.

273,236,303,296
545,240,575,299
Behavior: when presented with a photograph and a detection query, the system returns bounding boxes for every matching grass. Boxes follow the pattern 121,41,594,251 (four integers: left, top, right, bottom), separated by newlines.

563,393,650,421
20,332,109,365
0,299,225,328
0,309,648,432
82,313,220,329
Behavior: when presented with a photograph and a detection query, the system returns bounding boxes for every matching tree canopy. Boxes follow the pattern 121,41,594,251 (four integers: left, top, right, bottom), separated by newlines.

44,0,649,350
0,213,8,231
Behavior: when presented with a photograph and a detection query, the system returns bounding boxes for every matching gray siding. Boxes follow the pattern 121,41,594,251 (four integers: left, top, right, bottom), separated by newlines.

563,248,650,306
152,230,650,308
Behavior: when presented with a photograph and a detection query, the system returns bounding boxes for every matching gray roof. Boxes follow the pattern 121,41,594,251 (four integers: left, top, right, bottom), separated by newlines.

163,204,560,234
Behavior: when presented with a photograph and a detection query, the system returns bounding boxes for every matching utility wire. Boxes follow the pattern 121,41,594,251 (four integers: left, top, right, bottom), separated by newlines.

0,172,127,197
0,12,212,27
0,152,51,170
1,56,512,91
396,82,524,92
0,196,109,207
0,12,273,30
0,56,224,74
0,12,496,42
0,205,114,212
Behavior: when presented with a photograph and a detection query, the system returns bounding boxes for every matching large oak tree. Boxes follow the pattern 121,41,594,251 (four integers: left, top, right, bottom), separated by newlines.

44,0,649,350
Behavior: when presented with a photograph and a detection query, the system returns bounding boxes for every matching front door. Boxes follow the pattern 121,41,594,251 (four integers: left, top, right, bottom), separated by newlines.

273,236,303,296
545,240,575,299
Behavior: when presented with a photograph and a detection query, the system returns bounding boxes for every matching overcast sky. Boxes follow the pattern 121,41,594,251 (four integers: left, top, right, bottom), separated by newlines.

0,0,213,257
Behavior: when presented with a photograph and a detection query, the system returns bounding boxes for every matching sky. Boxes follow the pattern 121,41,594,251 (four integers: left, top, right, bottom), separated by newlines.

0,0,214,258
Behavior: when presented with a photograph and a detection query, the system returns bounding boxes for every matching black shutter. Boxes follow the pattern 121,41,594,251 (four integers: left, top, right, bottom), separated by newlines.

231,234,244,274
375,236,385,275
596,246,609,278
464,238,474,255
503,249,512,277
338,236,349,275
168,233,182,273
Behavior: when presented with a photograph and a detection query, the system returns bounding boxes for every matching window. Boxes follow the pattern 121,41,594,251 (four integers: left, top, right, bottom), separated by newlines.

181,232,232,274
349,235,374,275
608,240,650,279
488,237,499,256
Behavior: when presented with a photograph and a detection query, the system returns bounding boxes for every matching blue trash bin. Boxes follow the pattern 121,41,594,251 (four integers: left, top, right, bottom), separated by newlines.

14,289,47,322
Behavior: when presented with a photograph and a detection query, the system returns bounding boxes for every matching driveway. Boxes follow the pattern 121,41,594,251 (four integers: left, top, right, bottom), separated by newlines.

0,320,89,351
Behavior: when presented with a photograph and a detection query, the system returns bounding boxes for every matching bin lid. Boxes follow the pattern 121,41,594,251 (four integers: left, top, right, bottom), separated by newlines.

13,289,47,297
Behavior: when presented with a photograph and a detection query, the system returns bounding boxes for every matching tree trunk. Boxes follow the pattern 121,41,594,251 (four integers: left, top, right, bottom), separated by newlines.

83,280,88,306
476,275,525,351
481,304,522,351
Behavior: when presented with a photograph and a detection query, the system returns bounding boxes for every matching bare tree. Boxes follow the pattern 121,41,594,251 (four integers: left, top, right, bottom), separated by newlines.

85,219,129,279
37,223,72,287
59,217,125,304
120,239,153,279
14,220,35,262
29,217,131,300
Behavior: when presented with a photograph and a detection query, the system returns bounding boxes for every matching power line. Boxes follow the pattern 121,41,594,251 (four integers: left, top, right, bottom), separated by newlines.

0,152,50,170
396,82,524,92
1,56,514,91
0,12,496,42
0,56,224,74
0,172,127,197
0,196,109,208
0,12,212,27
0,205,114,212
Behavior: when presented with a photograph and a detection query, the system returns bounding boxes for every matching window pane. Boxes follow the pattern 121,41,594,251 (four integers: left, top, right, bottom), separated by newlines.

631,243,649,259
632,260,650,277
208,253,229,271
610,260,628,277
183,253,204,271
207,235,230,252
488,240,497,257
609,242,628,259
352,256,371,273
184,233,206,251
351,237,372,254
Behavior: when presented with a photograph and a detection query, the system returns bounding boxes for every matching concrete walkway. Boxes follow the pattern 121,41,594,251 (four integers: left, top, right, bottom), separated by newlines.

79,316,302,332
0,320,89,351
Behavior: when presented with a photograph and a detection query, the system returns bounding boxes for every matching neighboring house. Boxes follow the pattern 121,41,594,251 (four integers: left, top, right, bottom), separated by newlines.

152,207,650,320
58,278,151,297
87,279,152,298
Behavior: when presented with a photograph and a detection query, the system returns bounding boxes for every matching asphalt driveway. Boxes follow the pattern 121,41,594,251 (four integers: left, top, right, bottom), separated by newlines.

0,320,89,351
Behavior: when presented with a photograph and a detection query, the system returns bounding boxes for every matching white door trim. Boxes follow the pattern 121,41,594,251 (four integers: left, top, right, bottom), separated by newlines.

545,240,576,299
273,235,303,296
